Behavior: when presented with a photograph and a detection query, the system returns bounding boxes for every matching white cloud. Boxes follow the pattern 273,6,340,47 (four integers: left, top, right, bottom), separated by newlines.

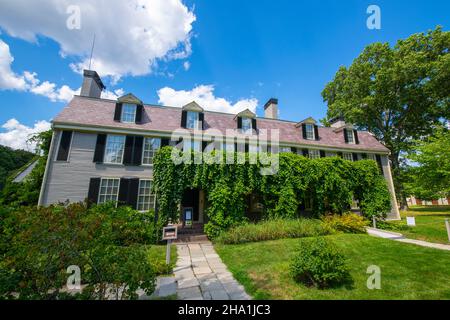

0,118,51,151
0,39,123,102
0,0,196,80
183,61,191,71
157,85,258,114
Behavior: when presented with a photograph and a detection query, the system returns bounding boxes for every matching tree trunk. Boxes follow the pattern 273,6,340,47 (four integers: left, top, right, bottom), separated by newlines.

389,152,409,211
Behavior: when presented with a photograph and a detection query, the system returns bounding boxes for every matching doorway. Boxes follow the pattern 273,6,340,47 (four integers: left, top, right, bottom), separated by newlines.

181,188,200,222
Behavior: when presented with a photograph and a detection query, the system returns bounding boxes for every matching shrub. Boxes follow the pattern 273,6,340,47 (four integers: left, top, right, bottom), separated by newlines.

375,220,411,232
0,202,159,300
322,213,369,234
290,237,351,288
215,218,332,244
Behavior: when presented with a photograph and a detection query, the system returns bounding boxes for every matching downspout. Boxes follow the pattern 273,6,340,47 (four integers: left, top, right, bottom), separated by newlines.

38,129,57,206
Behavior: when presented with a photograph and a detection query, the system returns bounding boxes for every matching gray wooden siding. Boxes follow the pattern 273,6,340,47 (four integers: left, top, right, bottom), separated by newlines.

41,130,154,205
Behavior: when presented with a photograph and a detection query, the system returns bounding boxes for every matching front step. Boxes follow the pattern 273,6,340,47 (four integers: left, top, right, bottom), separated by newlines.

174,234,209,243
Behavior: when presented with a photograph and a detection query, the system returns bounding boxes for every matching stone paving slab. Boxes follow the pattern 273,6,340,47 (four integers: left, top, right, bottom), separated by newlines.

174,242,251,300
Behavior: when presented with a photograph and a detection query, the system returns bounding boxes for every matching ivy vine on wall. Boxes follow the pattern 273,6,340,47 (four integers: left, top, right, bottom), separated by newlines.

152,147,391,238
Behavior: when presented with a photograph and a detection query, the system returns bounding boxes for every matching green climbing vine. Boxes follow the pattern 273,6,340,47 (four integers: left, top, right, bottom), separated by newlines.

153,147,391,238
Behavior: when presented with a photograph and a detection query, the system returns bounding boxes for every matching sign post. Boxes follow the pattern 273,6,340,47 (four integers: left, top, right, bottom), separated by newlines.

445,219,450,243
162,225,178,265
372,216,377,229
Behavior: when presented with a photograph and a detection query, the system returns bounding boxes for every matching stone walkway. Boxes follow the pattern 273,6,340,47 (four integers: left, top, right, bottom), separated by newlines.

367,227,450,251
174,242,251,300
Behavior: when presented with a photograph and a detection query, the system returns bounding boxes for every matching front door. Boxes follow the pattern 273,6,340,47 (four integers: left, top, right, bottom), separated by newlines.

182,188,199,222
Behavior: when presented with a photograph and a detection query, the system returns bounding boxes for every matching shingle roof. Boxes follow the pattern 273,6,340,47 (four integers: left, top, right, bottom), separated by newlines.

53,96,389,153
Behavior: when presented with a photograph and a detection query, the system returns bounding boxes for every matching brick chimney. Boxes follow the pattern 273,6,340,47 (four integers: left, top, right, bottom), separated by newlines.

264,98,278,119
80,70,105,99
329,116,346,128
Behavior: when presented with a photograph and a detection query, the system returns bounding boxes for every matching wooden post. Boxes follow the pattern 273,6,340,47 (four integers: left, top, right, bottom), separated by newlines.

445,219,450,243
166,239,172,265
372,216,377,229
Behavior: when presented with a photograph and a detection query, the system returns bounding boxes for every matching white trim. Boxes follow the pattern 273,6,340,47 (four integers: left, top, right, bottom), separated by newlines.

52,123,391,155
38,131,57,206
97,177,121,207
137,178,156,212
120,103,137,123
103,134,126,165
305,123,315,140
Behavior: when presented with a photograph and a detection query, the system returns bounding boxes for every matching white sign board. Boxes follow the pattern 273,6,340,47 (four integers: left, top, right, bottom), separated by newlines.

406,216,416,226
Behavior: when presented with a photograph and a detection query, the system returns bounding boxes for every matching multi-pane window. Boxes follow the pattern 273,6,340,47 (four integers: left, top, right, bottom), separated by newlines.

104,135,125,164
280,147,292,153
183,139,201,152
346,129,355,144
121,104,137,123
343,153,353,161
137,180,156,211
326,152,337,157
142,138,161,165
367,154,377,161
309,149,321,159
186,111,200,129
98,178,120,204
305,124,315,140
241,118,252,134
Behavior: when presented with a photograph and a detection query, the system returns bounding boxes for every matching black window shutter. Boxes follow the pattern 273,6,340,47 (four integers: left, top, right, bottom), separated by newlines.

133,136,144,165
245,143,249,153
352,153,358,161
343,128,349,143
320,150,326,158
337,152,343,158
87,178,101,205
181,110,187,128
362,153,368,159
202,141,208,152
376,155,384,174
291,147,297,154
123,136,135,165
314,125,319,140
118,178,140,209
128,178,140,209
135,104,144,124
93,134,107,163
161,138,170,147
353,130,359,144
302,124,307,139
199,112,205,130
302,149,309,157
237,117,242,129
252,118,257,132
114,103,122,122
56,131,73,161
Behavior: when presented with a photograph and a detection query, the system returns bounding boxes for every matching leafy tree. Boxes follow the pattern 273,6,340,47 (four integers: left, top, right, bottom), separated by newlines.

321,27,450,208
0,130,52,207
0,145,35,190
404,127,450,200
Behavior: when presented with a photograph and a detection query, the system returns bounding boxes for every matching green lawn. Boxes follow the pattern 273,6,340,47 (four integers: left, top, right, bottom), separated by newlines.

146,244,177,276
388,206,450,244
215,234,450,300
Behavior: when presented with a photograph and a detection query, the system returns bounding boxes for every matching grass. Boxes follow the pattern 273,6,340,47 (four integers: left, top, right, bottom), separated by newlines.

215,234,450,300
146,244,177,275
215,218,331,244
385,205,450,244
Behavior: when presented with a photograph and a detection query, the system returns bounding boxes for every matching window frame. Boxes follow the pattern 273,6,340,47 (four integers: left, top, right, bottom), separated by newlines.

305,123,315,140
186,111,200,130
137,179,156,212
97,177,120,206
346,129,355,144
280,146,292,153
141,137,161,166
343,152,353,161
103,134,126,164
309,149,321,159
241,117,253,134
367,154,377,161
54,130,74,162
121,103,137,123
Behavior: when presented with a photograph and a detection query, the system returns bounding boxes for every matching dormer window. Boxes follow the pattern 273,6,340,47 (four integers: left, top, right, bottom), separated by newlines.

305,124,315,140
297,117,319,141
236,109,257,134
345,129,354,144
241,117,252,134
121,104,137,123
186,111,200,129
343,128,359,144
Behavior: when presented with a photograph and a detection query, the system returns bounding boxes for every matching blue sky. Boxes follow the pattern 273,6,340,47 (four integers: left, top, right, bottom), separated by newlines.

0,0,448,150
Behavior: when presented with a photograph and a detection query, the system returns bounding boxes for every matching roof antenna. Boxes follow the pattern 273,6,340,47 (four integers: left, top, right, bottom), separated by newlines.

88,33,96,70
